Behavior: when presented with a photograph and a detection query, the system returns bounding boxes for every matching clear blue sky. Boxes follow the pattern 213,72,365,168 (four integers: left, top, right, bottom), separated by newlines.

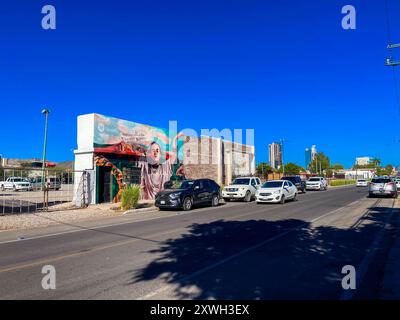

1,0,400,168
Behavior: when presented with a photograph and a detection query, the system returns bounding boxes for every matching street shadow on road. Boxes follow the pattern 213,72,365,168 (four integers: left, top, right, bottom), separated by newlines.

131,204,399,300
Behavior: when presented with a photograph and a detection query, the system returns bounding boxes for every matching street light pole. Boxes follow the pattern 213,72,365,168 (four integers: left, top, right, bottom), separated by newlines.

280,139,285,176
41,109,50,209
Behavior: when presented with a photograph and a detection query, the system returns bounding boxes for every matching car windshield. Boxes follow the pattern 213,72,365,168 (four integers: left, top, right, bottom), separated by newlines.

12,178,23,182
309,178,321,182
372,178,391,183
169,180,195,189
232,178,250,185
262,181,283,188
357,180,366,182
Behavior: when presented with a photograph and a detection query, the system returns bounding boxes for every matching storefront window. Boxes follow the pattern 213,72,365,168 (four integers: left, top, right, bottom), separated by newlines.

123,167,141,185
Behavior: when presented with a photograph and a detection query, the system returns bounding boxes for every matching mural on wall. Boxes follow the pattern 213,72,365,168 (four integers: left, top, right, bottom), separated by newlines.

94,155,124,203
93,114,186,200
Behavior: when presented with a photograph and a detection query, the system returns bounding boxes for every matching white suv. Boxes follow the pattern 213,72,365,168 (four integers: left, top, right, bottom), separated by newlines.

222,177,261,202
306,177,328,191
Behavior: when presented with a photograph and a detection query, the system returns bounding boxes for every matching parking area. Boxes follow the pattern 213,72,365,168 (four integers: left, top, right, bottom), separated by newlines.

0,184,74,214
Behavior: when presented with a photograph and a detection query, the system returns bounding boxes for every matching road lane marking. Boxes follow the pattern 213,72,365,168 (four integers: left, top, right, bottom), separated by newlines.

0,187,363,245
340,198,396,300
136,197,367,300
0,202,245,245
0,226,186,274
0,192,367,275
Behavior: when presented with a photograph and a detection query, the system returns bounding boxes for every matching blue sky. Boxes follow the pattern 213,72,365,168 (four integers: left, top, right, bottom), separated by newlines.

1,0,400,168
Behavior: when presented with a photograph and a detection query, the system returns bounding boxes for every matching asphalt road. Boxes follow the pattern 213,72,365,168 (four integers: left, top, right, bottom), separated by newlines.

0,186,397,300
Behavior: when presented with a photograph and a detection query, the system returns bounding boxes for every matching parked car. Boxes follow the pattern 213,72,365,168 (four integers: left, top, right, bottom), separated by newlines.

281,176,306,193
356,179,368,187
368,177,398,198
0,177,31,192
155,179,220,211
28,177,61,191
222,177,261,202
29,177,42,190
393,177,400,190
306,177,328,191
255,180,298,204
47,177,61,190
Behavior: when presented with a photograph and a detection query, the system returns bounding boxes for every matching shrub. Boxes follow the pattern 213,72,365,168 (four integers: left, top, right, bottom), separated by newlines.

329,179,356,187
121,184,141,211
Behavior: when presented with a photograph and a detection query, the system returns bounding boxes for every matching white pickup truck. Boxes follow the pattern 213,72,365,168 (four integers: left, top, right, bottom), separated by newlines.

0,177,32,191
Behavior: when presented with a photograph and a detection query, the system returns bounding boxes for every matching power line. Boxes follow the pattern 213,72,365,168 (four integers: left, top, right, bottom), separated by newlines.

384,0,400,115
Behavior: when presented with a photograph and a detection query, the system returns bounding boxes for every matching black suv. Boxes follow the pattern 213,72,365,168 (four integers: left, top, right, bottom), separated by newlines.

155,179,221,211
281,176,306,193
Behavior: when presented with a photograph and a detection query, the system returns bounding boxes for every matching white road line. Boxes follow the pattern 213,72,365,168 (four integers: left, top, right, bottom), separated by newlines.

0,202,244,245
136,199,363,300
0,189,363,245
340,199,396,300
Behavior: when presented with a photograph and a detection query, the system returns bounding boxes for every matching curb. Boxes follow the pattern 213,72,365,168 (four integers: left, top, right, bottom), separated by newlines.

123,206,157,215
379,199,400,299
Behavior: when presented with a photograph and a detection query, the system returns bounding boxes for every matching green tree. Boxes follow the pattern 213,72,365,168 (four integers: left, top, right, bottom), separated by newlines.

282,162,304,175
310,152,330,174
371,158,381,167
386,164,394,175
331,163,344,171
256,162,274,175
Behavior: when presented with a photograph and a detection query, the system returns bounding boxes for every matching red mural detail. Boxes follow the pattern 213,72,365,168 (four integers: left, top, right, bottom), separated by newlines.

95,155,125,203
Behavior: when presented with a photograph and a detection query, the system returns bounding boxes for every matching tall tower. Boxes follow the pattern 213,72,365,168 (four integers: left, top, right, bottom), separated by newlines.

268,142,282,169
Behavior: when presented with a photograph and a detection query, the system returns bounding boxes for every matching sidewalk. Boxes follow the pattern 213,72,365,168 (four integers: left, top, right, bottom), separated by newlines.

380,198,400,299
0,200,156,232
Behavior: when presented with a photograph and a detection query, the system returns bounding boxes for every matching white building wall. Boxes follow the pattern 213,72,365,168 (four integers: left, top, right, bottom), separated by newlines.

74,114,96,206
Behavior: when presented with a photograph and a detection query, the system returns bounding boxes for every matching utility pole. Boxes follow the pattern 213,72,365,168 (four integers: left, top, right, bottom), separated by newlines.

280,139,285,176
386,43,400,67
41,109,50,210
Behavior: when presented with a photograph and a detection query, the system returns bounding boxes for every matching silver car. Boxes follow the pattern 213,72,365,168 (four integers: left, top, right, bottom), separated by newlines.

394,177,400,190
368,177,398,198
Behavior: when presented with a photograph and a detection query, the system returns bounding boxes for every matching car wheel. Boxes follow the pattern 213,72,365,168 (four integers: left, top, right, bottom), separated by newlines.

244,191,251,202
182,197,193,211
0,185,4,191
280,195,285,204
211,194,219,207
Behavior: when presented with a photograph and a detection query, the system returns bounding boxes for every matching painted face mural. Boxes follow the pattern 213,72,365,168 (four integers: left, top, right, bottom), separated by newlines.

93,114,185,201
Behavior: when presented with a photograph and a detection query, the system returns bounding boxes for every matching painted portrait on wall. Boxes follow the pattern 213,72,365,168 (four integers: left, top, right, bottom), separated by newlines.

93,114,185,200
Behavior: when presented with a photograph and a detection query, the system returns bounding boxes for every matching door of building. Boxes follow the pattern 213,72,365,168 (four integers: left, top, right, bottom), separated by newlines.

99,166,112,203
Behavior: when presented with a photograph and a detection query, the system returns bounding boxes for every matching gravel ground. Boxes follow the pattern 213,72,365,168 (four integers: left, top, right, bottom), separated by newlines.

0,203,123,231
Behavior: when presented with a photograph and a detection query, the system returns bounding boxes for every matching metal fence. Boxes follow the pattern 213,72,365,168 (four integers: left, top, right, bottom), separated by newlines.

0,167,86,215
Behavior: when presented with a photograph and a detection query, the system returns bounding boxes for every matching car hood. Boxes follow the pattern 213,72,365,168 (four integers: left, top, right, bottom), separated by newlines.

157,189,187,196
225,185,249,189
258,187,281,193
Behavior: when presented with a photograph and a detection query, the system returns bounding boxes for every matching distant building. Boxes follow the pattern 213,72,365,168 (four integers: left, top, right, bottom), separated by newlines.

268,142,282,169
305,145,317,169
356,157,373,166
